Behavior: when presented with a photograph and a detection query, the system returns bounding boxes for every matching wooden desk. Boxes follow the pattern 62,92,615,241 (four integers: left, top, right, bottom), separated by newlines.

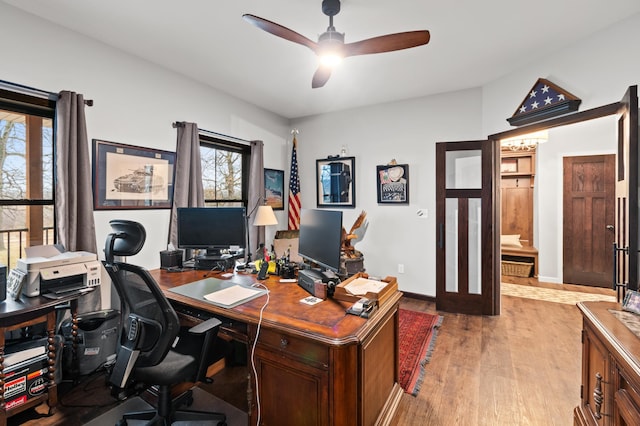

0,292,83,425
151,269,404,426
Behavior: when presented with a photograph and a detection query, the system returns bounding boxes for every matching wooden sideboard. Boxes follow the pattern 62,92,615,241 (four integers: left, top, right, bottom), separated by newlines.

574,301,640,425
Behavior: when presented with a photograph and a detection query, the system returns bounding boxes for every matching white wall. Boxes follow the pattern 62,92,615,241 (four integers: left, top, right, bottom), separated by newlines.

4,1,640,299
293,12,640,291
0,4,291,305
293,89,483,295
483,12,640,283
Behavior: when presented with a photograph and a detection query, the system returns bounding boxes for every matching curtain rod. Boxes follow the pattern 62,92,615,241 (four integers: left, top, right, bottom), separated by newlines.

172,122,250,144
0,79,93,106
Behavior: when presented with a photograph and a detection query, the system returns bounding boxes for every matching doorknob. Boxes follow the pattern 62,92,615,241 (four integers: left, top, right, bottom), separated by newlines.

606,225,614,231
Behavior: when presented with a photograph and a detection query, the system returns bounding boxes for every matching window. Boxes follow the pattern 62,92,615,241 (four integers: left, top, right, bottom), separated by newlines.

199,134,250,208
0,89,56,268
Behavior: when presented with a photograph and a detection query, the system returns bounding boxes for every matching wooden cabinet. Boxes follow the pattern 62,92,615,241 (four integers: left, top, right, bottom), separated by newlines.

501,149,535,245
575,302,640,425
501,149,538,276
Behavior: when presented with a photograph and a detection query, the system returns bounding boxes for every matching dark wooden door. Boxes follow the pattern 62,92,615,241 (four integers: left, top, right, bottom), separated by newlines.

614,86,639,292
563,155,615,287
436,140,500,315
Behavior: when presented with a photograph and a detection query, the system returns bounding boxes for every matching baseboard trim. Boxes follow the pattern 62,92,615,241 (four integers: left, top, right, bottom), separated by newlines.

401,291,436,303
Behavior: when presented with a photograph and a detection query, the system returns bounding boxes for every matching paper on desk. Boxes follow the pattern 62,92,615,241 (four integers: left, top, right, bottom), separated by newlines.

343,277,388,296
204,284,263,307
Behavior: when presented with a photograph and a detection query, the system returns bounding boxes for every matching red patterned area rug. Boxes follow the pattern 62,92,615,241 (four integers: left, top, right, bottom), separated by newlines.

398,308,443,396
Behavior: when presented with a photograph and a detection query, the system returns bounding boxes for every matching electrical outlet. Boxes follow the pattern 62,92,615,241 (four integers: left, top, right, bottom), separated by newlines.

398,264,405,274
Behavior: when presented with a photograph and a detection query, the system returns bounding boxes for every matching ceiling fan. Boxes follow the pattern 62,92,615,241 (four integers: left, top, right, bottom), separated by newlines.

243,0,430,88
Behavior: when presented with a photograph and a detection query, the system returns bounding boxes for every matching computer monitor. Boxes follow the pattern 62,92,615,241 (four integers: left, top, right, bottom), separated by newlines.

177,207,246,258
298,209,343,273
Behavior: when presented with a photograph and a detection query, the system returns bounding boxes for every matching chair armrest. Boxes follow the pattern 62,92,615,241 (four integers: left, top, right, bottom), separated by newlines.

188,317,222,335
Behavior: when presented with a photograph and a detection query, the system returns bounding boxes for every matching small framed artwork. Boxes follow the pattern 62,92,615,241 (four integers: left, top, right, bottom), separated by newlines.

316,156,356,208
376,164,409,204
264,168,284,210
92,139,176,210
622,290,640,315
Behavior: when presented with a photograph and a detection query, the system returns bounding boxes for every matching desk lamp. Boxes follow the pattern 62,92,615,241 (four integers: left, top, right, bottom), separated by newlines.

247,204,278,262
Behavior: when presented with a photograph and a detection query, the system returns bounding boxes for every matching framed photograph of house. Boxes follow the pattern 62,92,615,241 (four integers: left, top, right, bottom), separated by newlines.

264,168,284,210
92,139,176,210
376,164,409,204
316,156,356,208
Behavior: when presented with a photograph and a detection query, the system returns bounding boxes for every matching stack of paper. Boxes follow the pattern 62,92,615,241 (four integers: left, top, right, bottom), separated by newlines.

343,277,388,296
204,284,263,307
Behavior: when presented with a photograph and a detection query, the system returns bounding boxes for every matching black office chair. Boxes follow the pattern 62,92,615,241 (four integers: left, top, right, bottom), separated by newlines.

103,219,227,426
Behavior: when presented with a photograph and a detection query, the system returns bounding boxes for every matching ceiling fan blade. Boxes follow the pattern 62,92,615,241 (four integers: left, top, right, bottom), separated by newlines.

242,14,318,52
312,67,332,89
344,30,430,57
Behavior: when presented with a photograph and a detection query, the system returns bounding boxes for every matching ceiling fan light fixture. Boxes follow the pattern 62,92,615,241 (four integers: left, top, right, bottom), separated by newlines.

243,0,430,88
317,31,345,67
319,51,343,67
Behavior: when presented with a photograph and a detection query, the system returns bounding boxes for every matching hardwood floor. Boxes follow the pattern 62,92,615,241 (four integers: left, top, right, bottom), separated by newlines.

8,280,609,425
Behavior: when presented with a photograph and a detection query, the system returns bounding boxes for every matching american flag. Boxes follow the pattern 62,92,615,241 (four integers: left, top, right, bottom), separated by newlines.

509,78,581,126
288,135,301,230
515,80,566,115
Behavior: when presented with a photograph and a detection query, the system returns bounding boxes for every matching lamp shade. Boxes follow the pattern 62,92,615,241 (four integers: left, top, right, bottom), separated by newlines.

253,205,278,226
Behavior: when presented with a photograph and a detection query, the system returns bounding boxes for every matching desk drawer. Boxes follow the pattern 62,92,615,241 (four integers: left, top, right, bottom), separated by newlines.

257,328,329,367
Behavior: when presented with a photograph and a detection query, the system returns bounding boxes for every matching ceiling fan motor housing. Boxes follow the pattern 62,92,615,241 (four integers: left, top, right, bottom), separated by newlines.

322,0,340,17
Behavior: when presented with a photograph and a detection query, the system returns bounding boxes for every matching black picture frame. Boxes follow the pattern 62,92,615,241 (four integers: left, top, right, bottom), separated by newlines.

622,289,640,315
264,168,284,210
316,156,356,208
376,164,409,204
92,139,176,210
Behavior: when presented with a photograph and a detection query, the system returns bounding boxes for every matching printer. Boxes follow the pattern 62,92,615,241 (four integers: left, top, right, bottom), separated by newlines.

17,251,101,297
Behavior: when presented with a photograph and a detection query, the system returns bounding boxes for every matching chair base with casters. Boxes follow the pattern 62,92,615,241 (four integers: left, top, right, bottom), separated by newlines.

103,220,228,426
113,319,227,426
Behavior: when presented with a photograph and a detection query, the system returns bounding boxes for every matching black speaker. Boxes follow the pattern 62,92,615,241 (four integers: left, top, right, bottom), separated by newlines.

160,250,183,269
0,265,6,302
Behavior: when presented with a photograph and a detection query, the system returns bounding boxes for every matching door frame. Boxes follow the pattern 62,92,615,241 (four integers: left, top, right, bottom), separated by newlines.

489,88,638,291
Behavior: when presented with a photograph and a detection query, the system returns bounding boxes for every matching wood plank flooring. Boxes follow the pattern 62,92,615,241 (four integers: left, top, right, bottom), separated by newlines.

9,280,611,425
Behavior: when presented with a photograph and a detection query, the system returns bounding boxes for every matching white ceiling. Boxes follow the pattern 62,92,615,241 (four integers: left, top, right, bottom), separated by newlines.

5,0,640,119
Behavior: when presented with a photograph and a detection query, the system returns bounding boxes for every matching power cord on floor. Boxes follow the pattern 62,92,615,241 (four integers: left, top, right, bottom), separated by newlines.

248,282,270,426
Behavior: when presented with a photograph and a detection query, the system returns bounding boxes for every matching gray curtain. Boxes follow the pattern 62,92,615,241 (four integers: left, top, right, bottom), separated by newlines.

168,122,204,249
247,140,265,261
55,90,99,312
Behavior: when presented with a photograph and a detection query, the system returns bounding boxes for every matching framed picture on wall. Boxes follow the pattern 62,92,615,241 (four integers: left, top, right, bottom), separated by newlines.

376,164,409,204
92,139,176,210
264,168,284,210
316,156,356,208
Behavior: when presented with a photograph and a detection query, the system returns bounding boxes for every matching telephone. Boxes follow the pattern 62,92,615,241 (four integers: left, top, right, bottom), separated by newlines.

346,297,376,318
257,261,269,280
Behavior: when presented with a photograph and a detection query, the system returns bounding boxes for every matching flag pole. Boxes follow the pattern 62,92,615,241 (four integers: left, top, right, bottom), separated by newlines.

288,129,301,230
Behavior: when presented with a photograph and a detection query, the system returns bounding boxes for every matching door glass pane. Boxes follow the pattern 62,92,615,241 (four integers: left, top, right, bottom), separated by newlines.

446,150,482,189
468,198,482,295
445,198,458,292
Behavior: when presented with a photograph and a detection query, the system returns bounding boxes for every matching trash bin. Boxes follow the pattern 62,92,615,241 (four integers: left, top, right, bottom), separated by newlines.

60,309,120,376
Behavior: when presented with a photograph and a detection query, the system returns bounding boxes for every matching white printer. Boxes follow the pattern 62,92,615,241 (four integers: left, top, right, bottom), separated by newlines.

17,251,101,297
